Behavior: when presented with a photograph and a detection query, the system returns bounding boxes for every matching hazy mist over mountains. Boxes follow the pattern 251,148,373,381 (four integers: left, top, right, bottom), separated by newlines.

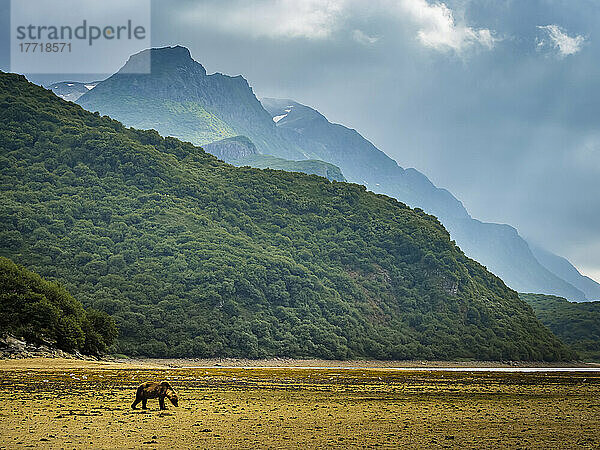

45,45,600,302
4,71,573,360
12,1,597,285
143,0,598,284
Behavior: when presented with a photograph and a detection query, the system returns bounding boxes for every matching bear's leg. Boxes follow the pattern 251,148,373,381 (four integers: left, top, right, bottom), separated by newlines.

142,399,147,409
159,396,166,410
132,386,144,409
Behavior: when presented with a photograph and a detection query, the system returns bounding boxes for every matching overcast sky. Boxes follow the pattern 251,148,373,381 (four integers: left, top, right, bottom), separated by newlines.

2,0,599,281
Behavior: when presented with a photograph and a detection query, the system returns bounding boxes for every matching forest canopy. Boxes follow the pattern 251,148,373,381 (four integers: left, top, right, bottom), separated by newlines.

521,293,600,361
0,256,117,355
0,72,572,361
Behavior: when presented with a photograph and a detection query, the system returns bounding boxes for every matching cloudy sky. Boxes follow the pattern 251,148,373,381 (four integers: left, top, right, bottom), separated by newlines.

2,0,598,281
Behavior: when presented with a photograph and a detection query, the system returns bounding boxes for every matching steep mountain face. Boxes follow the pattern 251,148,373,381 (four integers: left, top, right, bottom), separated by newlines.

70,46,587,301
263,98,485,220
48,81,100,102
77,46,308,160
528,243,600,301
204,136,346,182
0,72,571,360
446,219,585,300
261,98,587,301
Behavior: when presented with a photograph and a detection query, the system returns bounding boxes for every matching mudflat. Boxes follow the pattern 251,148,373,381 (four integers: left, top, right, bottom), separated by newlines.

0,358,599,449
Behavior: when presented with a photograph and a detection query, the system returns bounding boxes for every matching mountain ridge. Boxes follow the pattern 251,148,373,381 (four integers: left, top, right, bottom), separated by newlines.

59,45,591,301
47,81,100,102
77,46,308,160
528,242,600,301
0,71,571,360
203,135,346,182
261,98,589,301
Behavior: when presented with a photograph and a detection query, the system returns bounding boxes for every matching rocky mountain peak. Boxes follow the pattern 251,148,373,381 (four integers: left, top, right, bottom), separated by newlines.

118,45,206,76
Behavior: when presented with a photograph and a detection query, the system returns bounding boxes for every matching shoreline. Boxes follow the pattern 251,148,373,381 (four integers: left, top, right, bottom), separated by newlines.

115,356,600,369
1,356,598,371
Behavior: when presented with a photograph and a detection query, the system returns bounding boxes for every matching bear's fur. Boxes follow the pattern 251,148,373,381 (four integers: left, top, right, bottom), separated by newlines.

131,381,179,410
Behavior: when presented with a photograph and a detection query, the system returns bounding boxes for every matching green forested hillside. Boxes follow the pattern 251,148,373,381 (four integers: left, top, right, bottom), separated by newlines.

521,293,600,360
74,47,589,302
0,72,571,360
262,98,588,302
0,257,116,355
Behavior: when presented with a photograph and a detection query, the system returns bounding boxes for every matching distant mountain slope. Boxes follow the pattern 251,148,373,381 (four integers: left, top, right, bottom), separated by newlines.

521,293,600,360
69,46,585,301
261,98,587,301
48,81,100,102
528,243,600,301
203,135,259,161
236,154,346,182
444,219,585,301
0,71,571,360
77,46,308,160
204,136,345,182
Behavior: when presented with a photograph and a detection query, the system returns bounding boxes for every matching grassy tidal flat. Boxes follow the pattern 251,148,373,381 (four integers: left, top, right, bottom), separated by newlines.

0,360,599,449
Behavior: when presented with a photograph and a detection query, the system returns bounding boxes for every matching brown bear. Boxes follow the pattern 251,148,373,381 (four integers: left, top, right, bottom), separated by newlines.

131,381,179,410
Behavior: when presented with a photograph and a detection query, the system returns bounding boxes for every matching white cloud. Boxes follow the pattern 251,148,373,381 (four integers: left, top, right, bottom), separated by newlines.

399,0,497,53
179,0,496,55
537,24,585,57
352,29,379,45
182,0,348,40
